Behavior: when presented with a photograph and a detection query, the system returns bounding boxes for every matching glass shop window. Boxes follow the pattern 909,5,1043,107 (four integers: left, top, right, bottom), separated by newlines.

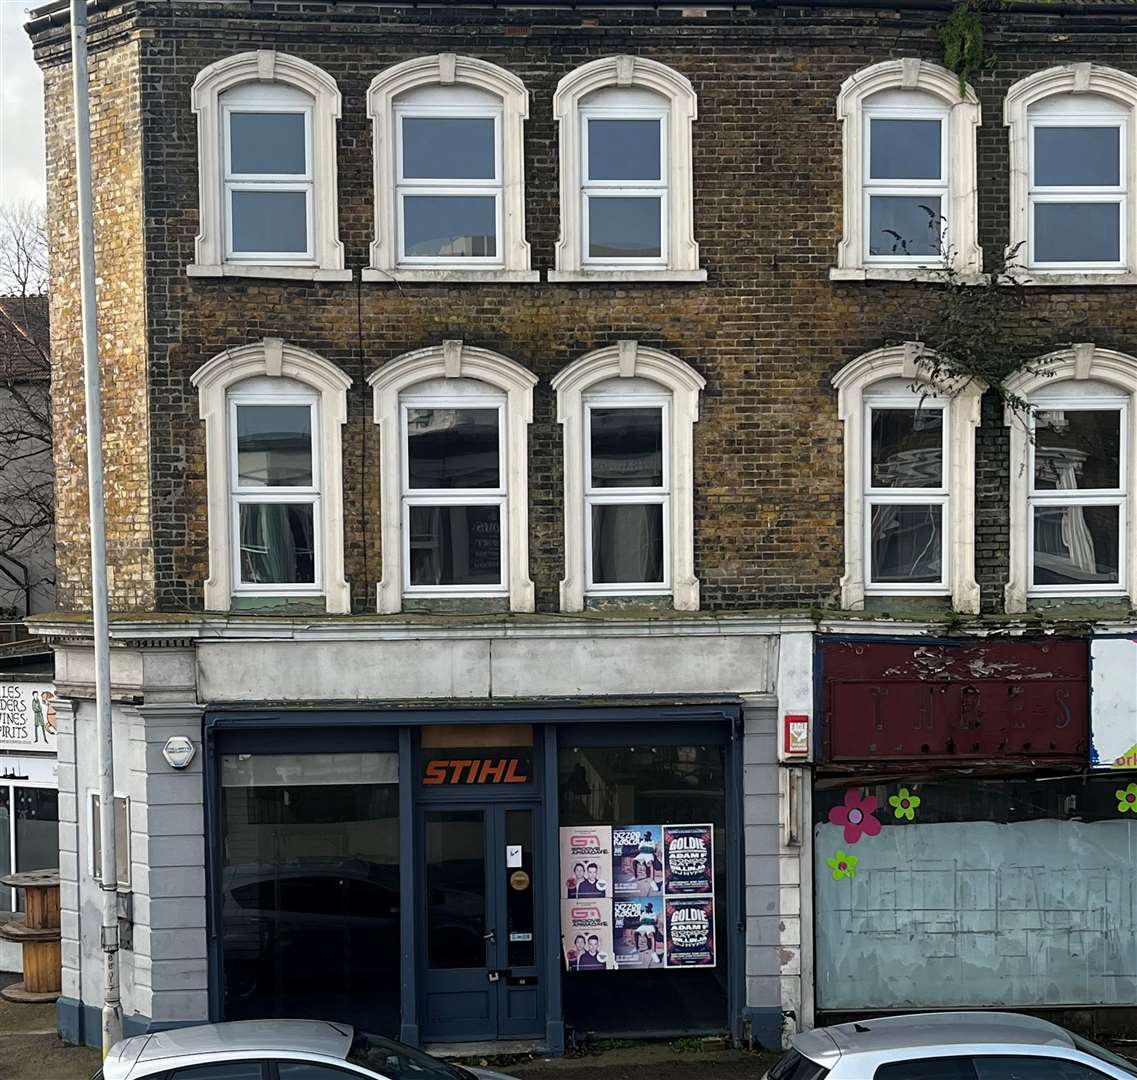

220,751,400,1034
0,785,60,912
558,737,729,1035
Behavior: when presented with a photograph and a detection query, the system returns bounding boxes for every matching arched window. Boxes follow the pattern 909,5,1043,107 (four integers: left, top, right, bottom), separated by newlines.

365,55,536,283
833,59,983,282
1004,345,1137,611
1004,64,1137,284
191,339,352,612
550,57,704,282
189,51,348,281
553,341,704,611
832,344,982,612
369,342,537,612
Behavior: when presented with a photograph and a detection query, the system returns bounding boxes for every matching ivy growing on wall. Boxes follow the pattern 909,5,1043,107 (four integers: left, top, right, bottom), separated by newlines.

941,0,990,96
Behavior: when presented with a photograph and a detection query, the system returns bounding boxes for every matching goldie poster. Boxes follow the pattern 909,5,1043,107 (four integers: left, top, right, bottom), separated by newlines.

665,896,716,968
663,824,714,895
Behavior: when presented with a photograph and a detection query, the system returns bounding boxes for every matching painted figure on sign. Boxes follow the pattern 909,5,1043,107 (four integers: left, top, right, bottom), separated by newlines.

31,692,47,744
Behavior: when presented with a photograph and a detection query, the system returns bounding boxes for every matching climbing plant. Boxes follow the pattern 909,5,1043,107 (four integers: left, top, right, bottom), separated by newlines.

941,0,990,96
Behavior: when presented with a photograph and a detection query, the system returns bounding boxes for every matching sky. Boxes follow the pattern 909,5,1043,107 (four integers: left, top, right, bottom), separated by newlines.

0,0,46,206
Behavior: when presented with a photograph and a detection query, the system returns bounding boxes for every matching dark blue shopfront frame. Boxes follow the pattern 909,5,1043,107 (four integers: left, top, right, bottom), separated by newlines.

203,702,744,1054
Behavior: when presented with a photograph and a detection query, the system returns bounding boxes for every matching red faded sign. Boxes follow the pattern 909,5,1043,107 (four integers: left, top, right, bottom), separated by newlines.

820,640,1088,763
423,756,531,785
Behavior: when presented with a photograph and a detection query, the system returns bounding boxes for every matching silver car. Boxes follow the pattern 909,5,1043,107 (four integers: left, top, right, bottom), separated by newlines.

95,1020,521,1080
766,1012,1137,1080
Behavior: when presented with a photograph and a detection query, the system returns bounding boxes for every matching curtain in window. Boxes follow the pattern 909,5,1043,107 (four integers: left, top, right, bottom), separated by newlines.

593,504,663,583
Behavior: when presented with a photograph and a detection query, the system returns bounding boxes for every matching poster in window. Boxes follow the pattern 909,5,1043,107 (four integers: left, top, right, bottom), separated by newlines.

612,824,663,897
559,825,612,898
663,824,714,895
561,899,616,970
665,896,715,968
613,897,664,969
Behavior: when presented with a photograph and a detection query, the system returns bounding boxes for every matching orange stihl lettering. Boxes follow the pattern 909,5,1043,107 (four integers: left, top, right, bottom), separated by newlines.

423,760,448,785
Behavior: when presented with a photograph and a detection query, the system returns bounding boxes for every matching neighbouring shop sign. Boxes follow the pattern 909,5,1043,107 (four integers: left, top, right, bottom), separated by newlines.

0,683,57,753
1090,637,1137,769
422,753,531,785
559,823,716,971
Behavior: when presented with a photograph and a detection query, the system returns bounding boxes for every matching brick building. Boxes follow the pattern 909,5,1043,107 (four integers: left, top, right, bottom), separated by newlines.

25,0,1137,1052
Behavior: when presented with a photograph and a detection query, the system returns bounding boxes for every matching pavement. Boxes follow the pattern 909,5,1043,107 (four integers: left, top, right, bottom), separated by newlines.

0,981,777,1080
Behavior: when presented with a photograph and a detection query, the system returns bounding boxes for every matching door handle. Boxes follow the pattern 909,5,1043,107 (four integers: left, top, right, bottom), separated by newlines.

488,968,513,982
484,930,496,942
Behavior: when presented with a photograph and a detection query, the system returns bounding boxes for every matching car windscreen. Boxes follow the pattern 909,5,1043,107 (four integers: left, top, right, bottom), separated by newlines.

1070,1034,1137,1078
768,1048,831,1080
348,1033,474,1080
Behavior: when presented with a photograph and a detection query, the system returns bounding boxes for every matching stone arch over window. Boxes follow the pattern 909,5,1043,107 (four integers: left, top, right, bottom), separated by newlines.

832,58,983,282
191,338,352,612
550,56,704,282
365,54,536,283
1004,345,1137,611
368,341,537,613
1004,64,1137,284
832,343,982,612
553,341,705,611
189,51,349,281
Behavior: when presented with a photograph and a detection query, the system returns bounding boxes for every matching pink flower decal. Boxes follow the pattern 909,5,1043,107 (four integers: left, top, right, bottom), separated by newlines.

828,789,882,845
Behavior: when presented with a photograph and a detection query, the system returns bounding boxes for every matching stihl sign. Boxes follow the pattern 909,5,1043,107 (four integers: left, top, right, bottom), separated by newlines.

422,756,531,785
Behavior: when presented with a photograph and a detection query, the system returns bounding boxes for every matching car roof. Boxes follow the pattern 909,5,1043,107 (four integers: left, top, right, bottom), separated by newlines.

797,1012,1075,1061
119,1020,354,1068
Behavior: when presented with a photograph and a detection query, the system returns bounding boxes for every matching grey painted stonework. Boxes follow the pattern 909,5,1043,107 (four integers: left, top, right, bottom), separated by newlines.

43,622,807,1051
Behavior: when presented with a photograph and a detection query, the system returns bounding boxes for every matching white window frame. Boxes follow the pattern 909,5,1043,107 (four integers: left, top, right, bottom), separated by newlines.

88,791,131,892
553,341,705,611
394,104,504,267
189,50,349,281
366,54,537,283
191,338,352,613
369,341,537,613
863,396,950,595
227,391,322,597
1026,113,1128,272
1026,399,1127,597
583,395,672,595
220,93,315,264
1005,63,1137,285
862,105,950,266
399,394,509,597
832,343,983,612
580,105,670,270
1,779,58,911
1004,344,1137,612
833,58,983,283
551,56,704,283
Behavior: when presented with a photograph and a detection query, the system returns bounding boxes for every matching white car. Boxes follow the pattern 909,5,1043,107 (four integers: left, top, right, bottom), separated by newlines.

95,1020,522,1080
766,1012,1137,1080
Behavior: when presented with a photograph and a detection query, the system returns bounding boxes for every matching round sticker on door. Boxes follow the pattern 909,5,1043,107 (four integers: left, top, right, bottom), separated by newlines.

510,870,530,891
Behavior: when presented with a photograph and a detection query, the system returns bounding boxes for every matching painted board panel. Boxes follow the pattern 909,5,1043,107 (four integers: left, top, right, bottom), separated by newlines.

1090,636,1137,769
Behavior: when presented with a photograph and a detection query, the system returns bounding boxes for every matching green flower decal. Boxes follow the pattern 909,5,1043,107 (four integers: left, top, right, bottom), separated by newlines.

888,787,921,821
1117,782,1137,814
827,851,858,881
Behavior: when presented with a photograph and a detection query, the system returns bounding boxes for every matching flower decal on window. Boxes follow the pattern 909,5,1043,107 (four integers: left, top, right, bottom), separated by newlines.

826,851,858,881
1117,782,1137,814
888,787,921,821
828,788,882,844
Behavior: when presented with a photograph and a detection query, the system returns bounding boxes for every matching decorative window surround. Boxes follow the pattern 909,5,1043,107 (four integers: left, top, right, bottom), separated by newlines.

832,343,982,613
1004,64,1137,286
832,59,983,284
189,51,350,282
364,55,537,284
552,341,705,611
368,341,537,613
550,56,705,283
191,338,352,613
1003,344,1137,612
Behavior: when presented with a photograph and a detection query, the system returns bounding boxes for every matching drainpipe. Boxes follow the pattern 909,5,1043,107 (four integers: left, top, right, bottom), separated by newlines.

69,0,122,1054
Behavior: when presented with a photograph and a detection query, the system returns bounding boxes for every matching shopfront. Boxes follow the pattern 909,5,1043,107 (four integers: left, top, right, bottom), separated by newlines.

205,704,742,1048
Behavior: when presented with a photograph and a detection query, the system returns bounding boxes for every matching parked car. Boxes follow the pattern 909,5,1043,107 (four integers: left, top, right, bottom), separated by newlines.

766,1012,1137,1080
94,1020,522,1080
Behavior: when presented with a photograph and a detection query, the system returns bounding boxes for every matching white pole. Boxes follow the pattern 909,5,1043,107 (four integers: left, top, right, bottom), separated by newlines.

69,0,122,1056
